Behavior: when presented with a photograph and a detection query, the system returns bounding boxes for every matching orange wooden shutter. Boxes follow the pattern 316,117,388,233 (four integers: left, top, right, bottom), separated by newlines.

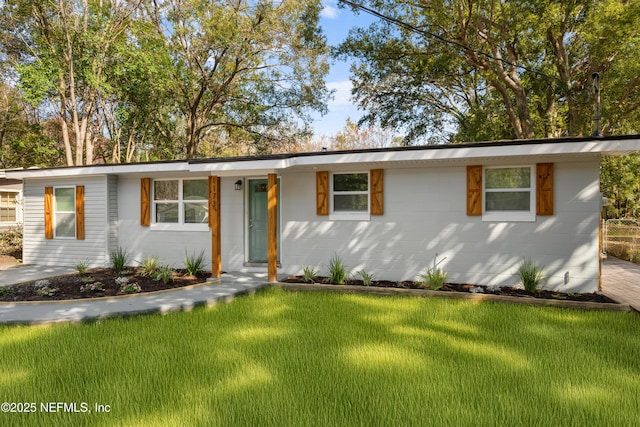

75,185,85,240
466,165,483,216
316,171,329,216
140,178,151,226
44,186,54,239
536,163,554,216
370,169,384,215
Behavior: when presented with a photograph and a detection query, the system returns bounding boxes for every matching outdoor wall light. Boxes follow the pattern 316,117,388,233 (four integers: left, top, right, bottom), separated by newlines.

235,180,242,190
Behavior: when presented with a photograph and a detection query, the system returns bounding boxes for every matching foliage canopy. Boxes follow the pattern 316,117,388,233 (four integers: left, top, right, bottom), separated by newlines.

0,0,331,165
336,0,640,144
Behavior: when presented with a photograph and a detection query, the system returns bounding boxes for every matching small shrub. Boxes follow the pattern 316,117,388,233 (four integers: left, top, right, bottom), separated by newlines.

110,247,131,273
0,286,13,296
76,260,89,275
115,276,129,286
153,265,174,284
302,265,318,283
358,270,374,286
34,279,51,288
80,277,95,284
419,267,448,290
518,258,545,292
0,227,22,257
80,281,104,293
120,282,141,294
184,250,206,276
328,254,349,285
140,256,160,276
36,286,58,297
115,276,140,294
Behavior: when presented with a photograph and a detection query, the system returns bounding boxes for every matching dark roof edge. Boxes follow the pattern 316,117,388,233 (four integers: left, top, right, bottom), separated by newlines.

188,134,640,165
6,134,640,173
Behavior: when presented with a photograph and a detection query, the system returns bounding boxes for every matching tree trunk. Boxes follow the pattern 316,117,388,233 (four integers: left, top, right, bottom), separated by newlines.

186,113,200,159
489,79,525,139
59,99,74,166
85,130,94,165
513,85,535,139
547,26,578,135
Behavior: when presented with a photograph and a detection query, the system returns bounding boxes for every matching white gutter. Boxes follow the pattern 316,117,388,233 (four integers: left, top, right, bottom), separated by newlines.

5,138,640,179
5,162,190,179
288,138,640,167
187,158,296,175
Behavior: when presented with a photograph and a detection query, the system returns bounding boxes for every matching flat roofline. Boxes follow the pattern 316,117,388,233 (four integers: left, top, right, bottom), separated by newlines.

5,134,640,179
189,134,640,164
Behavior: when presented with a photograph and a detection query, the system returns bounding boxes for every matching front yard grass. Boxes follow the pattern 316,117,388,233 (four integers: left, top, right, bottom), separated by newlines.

0,288,638,426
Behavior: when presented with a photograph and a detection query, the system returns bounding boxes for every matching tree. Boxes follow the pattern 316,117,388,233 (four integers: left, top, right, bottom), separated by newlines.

150,0,331,158
336,0,640,143
97,17,178,163
333,118,401,150
0,81,62,168
3,0,145,165
1,0,331,164
601,154,640,219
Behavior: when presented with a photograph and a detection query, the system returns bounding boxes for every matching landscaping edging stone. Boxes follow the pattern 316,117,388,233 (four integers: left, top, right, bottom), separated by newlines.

273,282,632,311
0,279,631,326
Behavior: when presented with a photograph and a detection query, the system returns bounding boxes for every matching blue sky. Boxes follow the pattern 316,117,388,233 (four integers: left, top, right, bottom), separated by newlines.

310,1,377,137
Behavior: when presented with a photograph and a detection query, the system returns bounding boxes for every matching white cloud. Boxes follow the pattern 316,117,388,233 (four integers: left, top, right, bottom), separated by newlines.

327,80,353,107
320,2,339,20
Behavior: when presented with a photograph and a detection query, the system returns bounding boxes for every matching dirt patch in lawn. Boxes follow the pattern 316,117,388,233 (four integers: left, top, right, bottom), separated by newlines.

0,268,210,302
282,276,617,304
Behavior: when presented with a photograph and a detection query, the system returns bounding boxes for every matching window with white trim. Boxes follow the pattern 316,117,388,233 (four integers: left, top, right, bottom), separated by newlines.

54,187,76,238
153,179,208,225
330,172,370,219
0,191,17,223
483,166,535,221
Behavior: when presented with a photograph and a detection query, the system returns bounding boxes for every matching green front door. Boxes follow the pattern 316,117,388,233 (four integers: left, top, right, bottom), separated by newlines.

248,179,279,262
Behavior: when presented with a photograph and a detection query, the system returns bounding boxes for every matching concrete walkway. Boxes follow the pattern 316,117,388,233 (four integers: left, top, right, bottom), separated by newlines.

0,264,77,286
601,256,640,311
0,270,271,325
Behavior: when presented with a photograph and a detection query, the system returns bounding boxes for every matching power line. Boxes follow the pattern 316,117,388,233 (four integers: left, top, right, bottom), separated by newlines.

338,0,559,82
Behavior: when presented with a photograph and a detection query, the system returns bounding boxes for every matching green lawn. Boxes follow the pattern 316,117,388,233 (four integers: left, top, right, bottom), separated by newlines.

1,288,639,426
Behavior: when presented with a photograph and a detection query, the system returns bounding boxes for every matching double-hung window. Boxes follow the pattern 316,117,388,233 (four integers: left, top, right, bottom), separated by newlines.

153,179,208,228
483,166,535,221
330,172,370,220
0,191,18,223
54,187,76,238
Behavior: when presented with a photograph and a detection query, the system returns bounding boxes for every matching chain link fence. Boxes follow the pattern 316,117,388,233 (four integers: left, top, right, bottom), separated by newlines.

603,219,640,263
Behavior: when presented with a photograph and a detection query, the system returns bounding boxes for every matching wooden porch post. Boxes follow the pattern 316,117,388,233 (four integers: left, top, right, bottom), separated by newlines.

209,176,221,278
267,173,278,282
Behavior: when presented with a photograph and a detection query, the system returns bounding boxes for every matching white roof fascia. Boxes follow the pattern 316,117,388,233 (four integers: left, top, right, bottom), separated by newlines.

290,138,640,168
5,162,190,179
188,158,295,175
5,138,640,179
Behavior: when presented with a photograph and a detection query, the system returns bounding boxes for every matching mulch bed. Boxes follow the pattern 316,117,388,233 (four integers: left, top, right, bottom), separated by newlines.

0,268,210,302
281,276,617,304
